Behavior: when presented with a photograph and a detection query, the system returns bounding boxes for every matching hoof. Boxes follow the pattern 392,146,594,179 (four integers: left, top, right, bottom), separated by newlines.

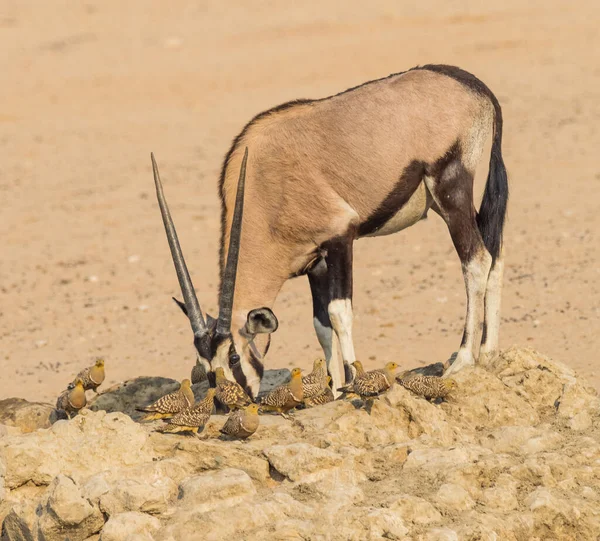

443,351,474,377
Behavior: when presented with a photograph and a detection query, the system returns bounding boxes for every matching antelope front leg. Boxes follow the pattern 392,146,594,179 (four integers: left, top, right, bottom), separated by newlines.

308,234,356,396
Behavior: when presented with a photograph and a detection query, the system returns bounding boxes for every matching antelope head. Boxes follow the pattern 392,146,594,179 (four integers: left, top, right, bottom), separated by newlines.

151,148,278,399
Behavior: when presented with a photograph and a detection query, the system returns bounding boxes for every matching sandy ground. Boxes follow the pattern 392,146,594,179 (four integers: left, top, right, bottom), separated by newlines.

1,0,598,403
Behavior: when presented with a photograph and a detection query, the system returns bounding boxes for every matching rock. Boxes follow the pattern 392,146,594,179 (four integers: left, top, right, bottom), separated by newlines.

384,385,455,445
421,527,459,541
364,508,409,539
2,476,104,541
388,494,442,525
0,398,55,433
178,468,256,514
0,347,599,541
99,476,178,516
435,483,475,512
37,475,105,540
263,443,344,482
161,492,312,540
169,437,270,483
99,512,161,541
445,368,540,428
1,500,37,540
0,410,154,489
44,474,100,525
480,474,519,512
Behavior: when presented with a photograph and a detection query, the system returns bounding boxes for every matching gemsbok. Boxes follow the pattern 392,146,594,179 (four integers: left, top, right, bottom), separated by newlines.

151,64,508,399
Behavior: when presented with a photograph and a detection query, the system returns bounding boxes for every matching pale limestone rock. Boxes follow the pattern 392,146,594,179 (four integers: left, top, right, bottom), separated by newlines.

384,385,455,445
99,512,161,541
0,348,599,541
435,483,475,512
480,473,519,512
170,438,270,483
162,492,311,540
263,442,344,482
404,445,490,473
388,494,442,525
421,527,459,541
557,382,600,420
365,508,409,539
568,410,593,431
445,368,540,428
0,410,154,489
178,468,256,514
1,500,37,540
3,475,105,541
43,474,100,526
99,476,177,516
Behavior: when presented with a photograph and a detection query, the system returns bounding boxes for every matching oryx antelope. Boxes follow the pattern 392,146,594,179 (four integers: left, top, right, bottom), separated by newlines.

151,64,508,399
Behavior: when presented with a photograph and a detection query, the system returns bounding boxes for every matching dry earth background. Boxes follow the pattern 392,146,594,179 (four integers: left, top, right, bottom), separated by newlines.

1,0,599,402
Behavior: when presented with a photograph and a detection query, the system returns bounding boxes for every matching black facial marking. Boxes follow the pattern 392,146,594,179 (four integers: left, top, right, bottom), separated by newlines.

231,361,249,397
248,349,265,381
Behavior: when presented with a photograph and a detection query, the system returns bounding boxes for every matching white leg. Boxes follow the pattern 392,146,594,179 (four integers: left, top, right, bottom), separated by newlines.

445,250,492,377
328,298,356,395
479,254,504,366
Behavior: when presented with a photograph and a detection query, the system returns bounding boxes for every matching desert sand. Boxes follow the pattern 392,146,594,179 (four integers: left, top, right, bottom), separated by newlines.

1,0,598,403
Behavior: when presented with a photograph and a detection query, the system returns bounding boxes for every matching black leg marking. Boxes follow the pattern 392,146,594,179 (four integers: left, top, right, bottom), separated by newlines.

321,233,355,301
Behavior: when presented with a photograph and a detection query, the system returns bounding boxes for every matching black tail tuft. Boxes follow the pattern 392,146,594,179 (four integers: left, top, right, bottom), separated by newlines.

476,97,508,262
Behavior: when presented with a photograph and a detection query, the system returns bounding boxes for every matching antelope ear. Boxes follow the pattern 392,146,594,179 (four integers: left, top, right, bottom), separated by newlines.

245,308,278,335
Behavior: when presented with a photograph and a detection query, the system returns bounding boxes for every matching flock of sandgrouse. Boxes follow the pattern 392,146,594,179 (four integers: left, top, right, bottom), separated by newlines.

56,358,457,440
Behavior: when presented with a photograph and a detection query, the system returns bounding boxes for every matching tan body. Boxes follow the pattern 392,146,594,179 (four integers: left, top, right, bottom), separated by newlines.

304,376,334,408
218,66,507,397
75,359,105,393
215,367,252,410
56,379,86,418
162,388,216,434
220,404,260,439
302,359,328,399
339,362,398,400
139,379,194,421
260,368,303,416
398,375,457,400
152,64,507,403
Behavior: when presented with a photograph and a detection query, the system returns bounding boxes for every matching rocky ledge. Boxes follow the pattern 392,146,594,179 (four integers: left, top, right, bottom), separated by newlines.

1,346,599,540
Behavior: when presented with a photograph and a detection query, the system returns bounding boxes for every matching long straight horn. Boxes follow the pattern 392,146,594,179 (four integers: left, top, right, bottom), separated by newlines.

216,147,248,336
151,153,206,334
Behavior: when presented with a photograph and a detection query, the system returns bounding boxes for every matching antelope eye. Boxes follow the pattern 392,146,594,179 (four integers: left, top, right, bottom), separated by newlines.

229,353,241,367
